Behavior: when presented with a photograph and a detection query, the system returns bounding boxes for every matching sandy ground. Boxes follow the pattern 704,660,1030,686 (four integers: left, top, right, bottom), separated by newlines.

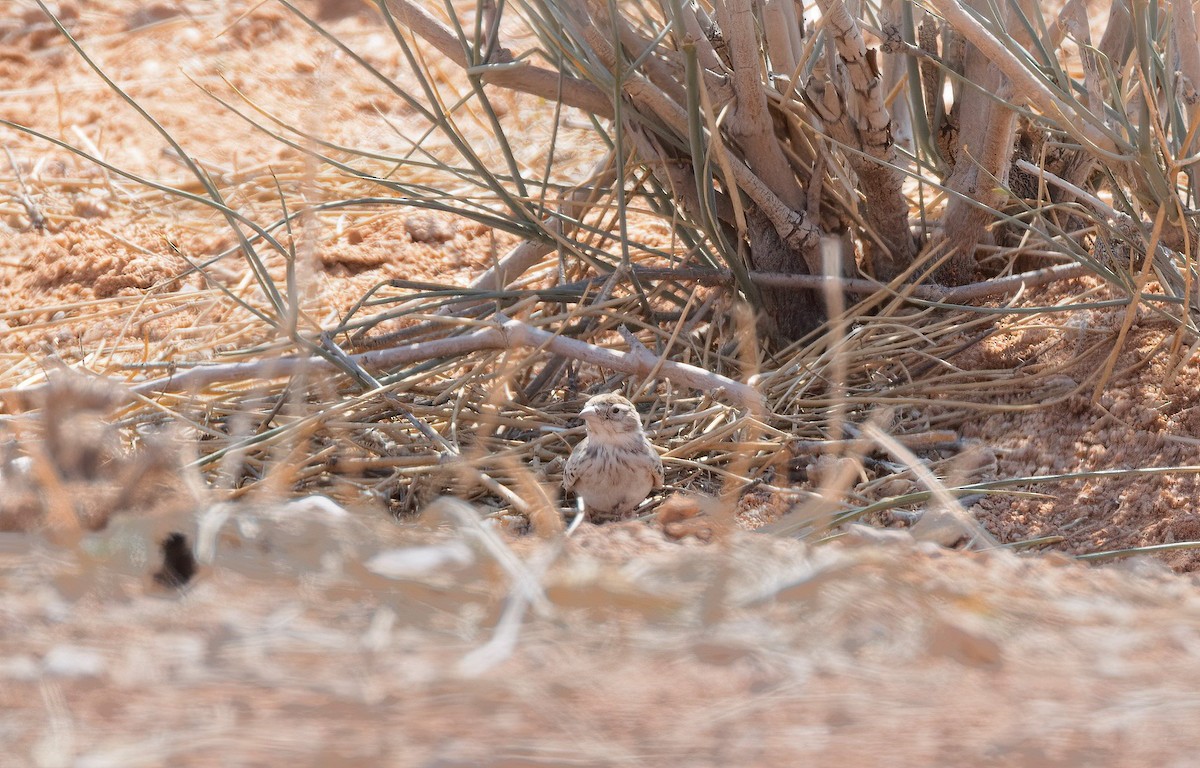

7,515,1200,766
6,0,1200,764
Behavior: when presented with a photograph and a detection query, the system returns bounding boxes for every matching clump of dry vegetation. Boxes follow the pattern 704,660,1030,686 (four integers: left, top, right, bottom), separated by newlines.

4,0,1200,560
12,1,1200,763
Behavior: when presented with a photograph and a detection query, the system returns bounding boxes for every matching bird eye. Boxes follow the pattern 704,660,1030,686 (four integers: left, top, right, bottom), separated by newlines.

610,405,623,416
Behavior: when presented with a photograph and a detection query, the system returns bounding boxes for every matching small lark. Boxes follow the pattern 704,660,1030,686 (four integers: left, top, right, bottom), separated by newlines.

563,393,664,522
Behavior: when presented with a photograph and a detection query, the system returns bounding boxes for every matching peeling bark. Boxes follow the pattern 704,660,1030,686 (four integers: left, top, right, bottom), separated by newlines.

808,0,917,281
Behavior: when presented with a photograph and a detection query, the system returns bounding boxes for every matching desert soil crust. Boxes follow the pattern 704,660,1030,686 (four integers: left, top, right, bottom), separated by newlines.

4,1,1200,764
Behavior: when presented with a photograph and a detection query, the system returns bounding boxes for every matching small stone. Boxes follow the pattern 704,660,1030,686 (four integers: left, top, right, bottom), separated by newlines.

404,214,454,244
910,508,971,548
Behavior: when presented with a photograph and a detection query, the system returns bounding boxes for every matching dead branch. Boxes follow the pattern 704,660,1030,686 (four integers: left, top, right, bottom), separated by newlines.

3,317,765,413
568,261,1089,303
382,0,613,119
468,151,618,295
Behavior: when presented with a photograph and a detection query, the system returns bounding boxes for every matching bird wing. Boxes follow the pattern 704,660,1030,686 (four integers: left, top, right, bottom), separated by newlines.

650,447,664,489
563,437,588,491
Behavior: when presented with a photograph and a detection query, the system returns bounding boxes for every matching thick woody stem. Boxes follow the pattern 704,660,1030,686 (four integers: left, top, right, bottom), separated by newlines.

712,0,806,211
572,4,819,254
809,0,916,280
920,0,1036,284
679,3,724,70
1171,0,1200,171
383,0,613,118
605,5,734,109
386,0,820,271
762,0,798,76
924,0,1121,158
936,94,1019,283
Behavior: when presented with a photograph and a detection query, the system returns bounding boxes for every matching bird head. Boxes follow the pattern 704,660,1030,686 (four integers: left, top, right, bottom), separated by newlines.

578,393,643,437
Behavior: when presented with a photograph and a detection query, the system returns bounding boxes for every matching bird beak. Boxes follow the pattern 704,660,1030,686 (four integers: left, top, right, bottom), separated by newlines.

579,405,598,419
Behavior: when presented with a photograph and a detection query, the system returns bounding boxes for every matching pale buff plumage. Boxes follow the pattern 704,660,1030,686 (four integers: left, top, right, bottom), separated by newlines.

563,393,664,520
